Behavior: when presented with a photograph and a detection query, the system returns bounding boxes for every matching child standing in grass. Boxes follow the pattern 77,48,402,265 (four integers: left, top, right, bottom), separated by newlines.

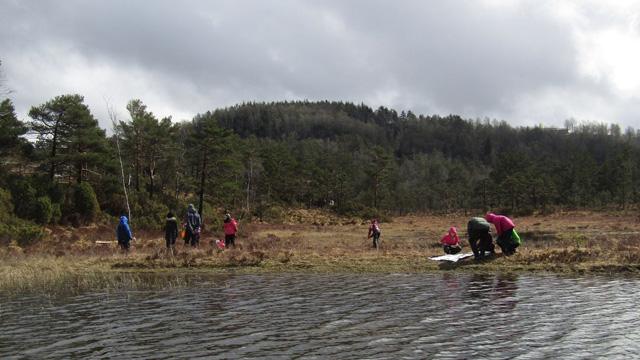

223,213,238,248
164,211,178,250
368,219,381,249
440,226,462,254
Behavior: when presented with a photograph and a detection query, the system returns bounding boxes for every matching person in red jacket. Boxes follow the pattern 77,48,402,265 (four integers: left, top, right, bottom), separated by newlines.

223,213,238,248
440,226,462,254
485,212,521,255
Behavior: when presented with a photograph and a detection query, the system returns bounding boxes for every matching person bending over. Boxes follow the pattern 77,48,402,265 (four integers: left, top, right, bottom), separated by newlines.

485,212,521,255
467,217,495,260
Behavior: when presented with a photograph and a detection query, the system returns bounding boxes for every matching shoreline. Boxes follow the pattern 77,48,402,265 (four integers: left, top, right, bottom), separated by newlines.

4,211,640,293
4,250,640,295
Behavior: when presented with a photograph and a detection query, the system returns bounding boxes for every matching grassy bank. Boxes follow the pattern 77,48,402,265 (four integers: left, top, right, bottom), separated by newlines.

3,211,640,293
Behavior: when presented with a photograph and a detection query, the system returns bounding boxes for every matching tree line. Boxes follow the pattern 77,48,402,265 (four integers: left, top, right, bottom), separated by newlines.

2,93,640,244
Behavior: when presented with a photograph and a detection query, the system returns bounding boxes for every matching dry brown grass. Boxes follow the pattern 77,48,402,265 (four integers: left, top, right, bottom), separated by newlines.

3,210,640,293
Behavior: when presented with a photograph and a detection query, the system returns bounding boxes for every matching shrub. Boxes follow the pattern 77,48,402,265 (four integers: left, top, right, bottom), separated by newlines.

51,203,62,224
33,196,53,225
262,205,285,223
73,182,100,225
9,179,36,219
48,182,65,203
0,217,44,247
0,188,13,216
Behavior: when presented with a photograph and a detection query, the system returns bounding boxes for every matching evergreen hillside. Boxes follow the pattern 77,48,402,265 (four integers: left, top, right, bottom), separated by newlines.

1,96,638,241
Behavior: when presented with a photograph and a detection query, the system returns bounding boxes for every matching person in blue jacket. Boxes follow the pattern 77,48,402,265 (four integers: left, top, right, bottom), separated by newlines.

116,215,134,251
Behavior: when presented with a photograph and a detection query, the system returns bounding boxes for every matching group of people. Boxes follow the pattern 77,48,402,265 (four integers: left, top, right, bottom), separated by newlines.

118,206,519,260
366,212,521,260
440,212,521,260
115,204,239,251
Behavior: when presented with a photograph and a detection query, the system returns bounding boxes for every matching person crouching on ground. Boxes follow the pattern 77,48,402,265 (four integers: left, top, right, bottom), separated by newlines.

185,204,202,247
467,217,495,260
368,219,381,249
441,226,462,254
116,215,134,251
485,212,521,255
165,211,178,250
223,213,238,248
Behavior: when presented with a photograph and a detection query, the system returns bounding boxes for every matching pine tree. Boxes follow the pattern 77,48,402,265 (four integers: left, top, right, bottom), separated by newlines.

29,94,108,183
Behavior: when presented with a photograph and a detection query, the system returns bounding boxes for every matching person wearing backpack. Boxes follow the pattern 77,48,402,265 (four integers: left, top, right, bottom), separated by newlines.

467,217,495,260
368,219,381,249
185,204,202,247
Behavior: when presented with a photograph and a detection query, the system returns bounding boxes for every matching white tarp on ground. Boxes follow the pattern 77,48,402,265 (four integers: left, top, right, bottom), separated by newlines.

429,252,474,262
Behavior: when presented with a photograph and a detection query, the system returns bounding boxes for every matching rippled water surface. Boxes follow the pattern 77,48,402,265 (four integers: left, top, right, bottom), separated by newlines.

2,272,640,359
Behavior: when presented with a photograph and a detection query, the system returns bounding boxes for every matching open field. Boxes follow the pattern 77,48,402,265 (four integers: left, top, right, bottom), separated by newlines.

3,211,640,293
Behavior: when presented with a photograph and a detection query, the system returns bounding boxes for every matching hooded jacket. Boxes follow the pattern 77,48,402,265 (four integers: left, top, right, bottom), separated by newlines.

440,226,460,246
117,216,132,242
186,204,201,233
485,213,515,236
368,220,381,237
224,218,238,235
165,216,179,239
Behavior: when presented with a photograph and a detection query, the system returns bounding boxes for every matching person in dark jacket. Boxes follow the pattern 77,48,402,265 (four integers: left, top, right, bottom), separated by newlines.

164,211,179,250
116,215,134,251
467,217,495,260
185,204,202,247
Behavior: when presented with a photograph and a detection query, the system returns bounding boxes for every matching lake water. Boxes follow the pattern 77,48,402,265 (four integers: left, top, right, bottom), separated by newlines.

2,272,640,359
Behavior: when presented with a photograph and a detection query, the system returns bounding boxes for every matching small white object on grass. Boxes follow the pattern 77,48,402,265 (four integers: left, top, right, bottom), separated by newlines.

428,253,474,262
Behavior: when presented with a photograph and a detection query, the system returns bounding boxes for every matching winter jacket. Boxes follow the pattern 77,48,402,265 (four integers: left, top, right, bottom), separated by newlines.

467,217,491,234
224,218,238,235
165,216,179,239
485,213,515,236
368,221,381,237
440,227,460,246
186,205,201,233
116,216,132,243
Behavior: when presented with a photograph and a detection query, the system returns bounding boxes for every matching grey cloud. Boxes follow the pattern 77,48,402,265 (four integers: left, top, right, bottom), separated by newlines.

0,0,637,128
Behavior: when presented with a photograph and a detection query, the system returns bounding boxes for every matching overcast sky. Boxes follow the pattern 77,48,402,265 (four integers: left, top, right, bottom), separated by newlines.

2,0,640,130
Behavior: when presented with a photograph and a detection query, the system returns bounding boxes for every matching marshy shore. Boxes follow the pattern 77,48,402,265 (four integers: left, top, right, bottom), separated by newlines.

3,211,640,294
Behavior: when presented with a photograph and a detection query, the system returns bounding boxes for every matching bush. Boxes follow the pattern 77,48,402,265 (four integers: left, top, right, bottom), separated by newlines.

33,196,53,225
73,182,100,225
9,179,36,219
0,188,13,216
51,203,62,224
262,205,285,223
48,182,65,203
0,217,44,247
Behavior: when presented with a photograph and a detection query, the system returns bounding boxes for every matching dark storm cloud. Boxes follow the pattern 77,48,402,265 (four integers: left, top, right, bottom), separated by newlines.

0,0,638,128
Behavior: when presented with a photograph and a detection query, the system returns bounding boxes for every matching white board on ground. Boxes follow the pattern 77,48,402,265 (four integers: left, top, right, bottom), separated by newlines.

429,253,474,262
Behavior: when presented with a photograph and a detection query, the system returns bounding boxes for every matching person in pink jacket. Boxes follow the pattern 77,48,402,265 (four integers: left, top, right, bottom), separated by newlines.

368,219,381,249
223,213,238,248
485,212,521,255
440,226,462,254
